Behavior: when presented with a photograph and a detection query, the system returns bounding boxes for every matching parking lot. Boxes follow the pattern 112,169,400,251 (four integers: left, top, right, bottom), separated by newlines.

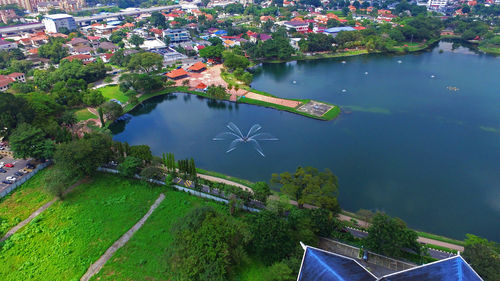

0,157,30,194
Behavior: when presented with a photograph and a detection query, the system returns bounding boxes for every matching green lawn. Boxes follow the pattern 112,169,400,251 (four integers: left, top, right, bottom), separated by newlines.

91,191,228,280
0,169,53,237
99,85,129,103
74,108,96,121
0,173,162,281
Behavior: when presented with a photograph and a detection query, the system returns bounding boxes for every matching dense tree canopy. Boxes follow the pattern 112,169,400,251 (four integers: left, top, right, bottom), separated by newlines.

9,123,54,160
463,234,500,281
127,52,163,73
38,38,69,64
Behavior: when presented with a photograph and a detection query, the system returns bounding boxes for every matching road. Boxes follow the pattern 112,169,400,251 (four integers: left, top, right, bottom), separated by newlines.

0,5,180,34
0,157,30,194
345,227,456,260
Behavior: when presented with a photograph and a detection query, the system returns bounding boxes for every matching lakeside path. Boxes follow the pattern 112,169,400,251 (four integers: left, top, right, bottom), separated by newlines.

204,175,464,252
0,179,87,243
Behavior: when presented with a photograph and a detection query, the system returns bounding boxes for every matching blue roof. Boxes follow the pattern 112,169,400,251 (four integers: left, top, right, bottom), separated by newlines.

298,247,377,281
379,256,483,281
324,27,356,33
214,30,227,35
107,20,122,26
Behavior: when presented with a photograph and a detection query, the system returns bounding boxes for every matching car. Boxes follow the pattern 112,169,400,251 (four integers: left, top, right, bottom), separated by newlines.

26,163,35,169
4,163,14,168
0,168,6,173
19,169,29,174
6,176,16,182
2,180,12,184
14,171,23,177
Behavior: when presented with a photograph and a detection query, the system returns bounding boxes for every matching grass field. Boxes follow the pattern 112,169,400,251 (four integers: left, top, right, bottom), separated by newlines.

0,169,53,237
0,173,162,281
99,85,129,103
74,108,97,121
91,190,228,280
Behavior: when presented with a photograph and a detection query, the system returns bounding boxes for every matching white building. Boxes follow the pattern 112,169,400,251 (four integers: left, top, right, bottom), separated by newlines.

427,0,447,9
42,14,77,33
0,39,18,50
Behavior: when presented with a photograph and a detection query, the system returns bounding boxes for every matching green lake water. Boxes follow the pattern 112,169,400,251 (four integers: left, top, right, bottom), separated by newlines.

111,42,500,241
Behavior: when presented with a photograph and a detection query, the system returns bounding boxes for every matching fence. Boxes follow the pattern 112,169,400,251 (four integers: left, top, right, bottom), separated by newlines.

319,238,415,272
97,167,261,212
0,162,50,199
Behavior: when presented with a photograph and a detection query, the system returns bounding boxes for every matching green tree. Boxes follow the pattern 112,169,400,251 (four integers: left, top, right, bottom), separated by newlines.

38,38,68,64
463,234,500,281
271,166,340,213
252,181,271,203
199,44,225,59
100,101,123,122
44,166,76,199
98,107,105,127
0,93,34,137
118,156,142,177
150,12,167,28
129,145,153,162
222,51,250,70
9,123,54,160
365,213,421,258
167,206,251,281
264,262,295,281
140,165,164,181
127,52,163,73
128,34,145,48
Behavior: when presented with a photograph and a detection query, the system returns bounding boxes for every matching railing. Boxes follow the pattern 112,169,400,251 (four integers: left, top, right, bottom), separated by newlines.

96,167,261,212
0,162,50,199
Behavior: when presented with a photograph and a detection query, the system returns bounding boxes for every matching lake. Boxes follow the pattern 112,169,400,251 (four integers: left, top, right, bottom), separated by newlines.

111,42,500,241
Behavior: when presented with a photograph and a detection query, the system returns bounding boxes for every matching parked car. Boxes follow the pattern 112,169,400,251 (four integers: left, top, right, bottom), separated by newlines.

2,180,12,184
14,171,23,177
19,169,29,174
26,163,35,169
4,163,14,168
0,168,6,173
6,176,16,181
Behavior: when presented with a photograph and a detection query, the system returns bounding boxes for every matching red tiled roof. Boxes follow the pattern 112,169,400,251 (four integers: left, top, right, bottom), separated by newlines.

195,82,207,89
87,36,100,41
188,62,206,71
0,78,12,87
150,28,163,35
28,48,38,54
62,54,93,62
7,72,23,78
354,26,366,30
122,22,135,28
166,68,188,78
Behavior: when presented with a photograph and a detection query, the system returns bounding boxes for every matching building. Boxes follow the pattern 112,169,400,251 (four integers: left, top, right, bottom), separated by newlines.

0,72,25,91
297,243,484,281
0,39,18,50
284,20,309,32
0,9,18,24
62,54,94,64
0,0,33,12
163,29,190,43
324,26,356,37
188,61,207,72
166,68,188,80
427,0,448,9
42,14,77,33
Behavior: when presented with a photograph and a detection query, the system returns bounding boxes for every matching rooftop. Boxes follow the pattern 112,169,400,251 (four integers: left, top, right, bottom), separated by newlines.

44,14,73,20
166,68,188,79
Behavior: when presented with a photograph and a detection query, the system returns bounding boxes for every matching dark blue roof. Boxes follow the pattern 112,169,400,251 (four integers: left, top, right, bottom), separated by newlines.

298,247,377,281
379,256,483,281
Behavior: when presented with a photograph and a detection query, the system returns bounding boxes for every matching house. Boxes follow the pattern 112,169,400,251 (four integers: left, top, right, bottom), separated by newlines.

0,72,25,91
284,20,309,32
97,42,118,52
195,82,207,91
72,46,93,55
163,29,190,43
68,37,90,47
0,39,18,50
166,68,188,80
348,5,357,12
249,33,272,43
188,61,207,72
99,53,114,63
62,54,95,64
223,40,239,48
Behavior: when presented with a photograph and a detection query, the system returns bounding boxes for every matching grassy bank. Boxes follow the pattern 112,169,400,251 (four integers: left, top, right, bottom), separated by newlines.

197,167,255,187
0,173,162,280
0,169,53,237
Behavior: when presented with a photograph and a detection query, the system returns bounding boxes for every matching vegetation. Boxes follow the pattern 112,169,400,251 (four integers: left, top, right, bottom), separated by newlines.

463,234,500,280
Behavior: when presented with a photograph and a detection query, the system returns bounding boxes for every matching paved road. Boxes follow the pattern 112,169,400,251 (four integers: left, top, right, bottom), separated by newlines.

0,5,180,34
345,227,456,260
0,157,30,194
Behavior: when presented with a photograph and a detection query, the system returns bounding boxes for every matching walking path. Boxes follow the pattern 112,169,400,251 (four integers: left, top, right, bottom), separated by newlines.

0,179,86,243
80,193,166,281
197,174,465,252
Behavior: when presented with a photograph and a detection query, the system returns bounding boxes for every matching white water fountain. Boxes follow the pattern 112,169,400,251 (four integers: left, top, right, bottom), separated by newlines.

213,122,278,157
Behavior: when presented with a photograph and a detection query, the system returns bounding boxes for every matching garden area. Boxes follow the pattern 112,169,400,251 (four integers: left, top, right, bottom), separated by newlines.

99,85,129,104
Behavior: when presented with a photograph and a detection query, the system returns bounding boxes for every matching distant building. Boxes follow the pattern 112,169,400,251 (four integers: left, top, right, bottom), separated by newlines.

0,72,25,91
0,39,18,50
42,14,77,33
284,20,309,32
427,0,448,9
324,26,356,37
188,61,206,72
166,68,188,80
0,9,18,24
163,29,190,43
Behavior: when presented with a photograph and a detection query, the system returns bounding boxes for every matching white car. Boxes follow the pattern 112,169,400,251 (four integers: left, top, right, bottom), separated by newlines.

6,176,16,182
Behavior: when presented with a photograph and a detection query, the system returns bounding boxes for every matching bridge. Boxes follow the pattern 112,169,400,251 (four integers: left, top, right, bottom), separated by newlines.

0,5,180,35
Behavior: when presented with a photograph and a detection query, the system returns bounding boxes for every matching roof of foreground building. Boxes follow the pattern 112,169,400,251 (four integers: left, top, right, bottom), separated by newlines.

298,244,484,281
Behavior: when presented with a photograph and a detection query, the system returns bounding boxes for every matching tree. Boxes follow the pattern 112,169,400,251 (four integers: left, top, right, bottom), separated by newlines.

54,133,112,176
365,213,421,258
44,167,75,199
83,89,105,106
118,156,142,177
222,51,250,70
100,101,123,122
252,181,271,203
199,44,224,59
9,123,54,160
271,166,340,213
38,38,68,64
129,144,153,162
98,107,105,127
140,165,164,181
150,12,167,28
0,93,34,137
167,206,251,281
207,85,227,99
128,34,144,48
264,262,295,281
463,234,500,280
127,52,163,73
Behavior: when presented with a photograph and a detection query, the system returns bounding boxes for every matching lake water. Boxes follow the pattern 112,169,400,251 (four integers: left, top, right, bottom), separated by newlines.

111,42,500,241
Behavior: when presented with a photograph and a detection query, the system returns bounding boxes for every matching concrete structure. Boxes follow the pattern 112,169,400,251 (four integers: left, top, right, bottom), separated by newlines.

42,14,77,33
324,26,356,37
163,28,190,43
0,72,25,91
284,20,309,32
0,39,18,50
427,0,448,9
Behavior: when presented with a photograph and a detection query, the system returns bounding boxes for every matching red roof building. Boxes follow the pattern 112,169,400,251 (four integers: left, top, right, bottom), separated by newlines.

166,68,188,79
188,62,207,72
62,54,95,64
195,82,207,90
